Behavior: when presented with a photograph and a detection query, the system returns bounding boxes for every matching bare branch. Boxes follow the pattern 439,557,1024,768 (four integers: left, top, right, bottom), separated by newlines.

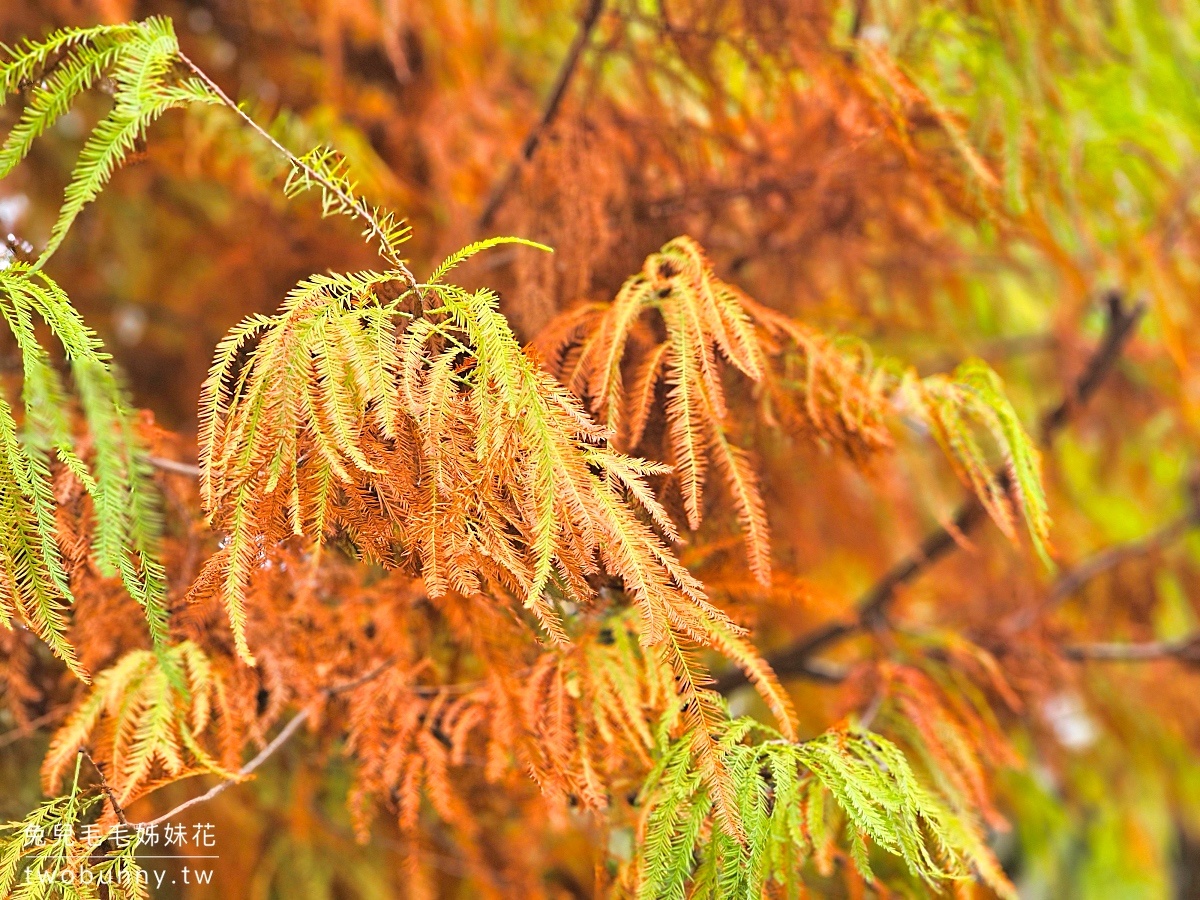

1038,291,1146,440
134,657,398,827
140,705,311,828
147,455,202,478
82,748,129,826
717,293,1147,694
476,0,605,230
1064,635,1200,663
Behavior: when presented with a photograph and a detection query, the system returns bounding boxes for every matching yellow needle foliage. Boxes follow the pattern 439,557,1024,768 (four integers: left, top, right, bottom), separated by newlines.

42,641,234,804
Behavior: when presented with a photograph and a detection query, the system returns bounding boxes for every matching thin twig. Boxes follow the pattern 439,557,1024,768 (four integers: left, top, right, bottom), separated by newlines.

476,0,605,230
176,51,418,290
1038,291,1146,439
81,748,130,826
1064,634,1200,663
323,656,400,697
135,656,398,827
147,455,202,478
0,705,68,749
716,292,1147,693
139,704,311,828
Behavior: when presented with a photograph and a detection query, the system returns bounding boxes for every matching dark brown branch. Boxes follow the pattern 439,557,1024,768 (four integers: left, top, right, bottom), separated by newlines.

476,0,605,230
1038,291,1146,440
82,748,130,826
999,473,1200,633
716,292,1147,694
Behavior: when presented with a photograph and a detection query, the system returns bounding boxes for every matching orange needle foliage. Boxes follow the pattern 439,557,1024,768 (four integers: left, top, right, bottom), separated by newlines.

0,2,1198,898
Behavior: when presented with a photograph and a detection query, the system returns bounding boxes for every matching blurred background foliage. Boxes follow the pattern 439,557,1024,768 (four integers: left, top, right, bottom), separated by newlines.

3,0,1200,897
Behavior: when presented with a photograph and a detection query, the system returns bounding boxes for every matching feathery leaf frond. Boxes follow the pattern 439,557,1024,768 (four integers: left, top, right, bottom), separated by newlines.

905,359,1053,564
543,236,1053,579
0,265,168,676
632,721,1015,899
197,242,806,828
543,236,777,585
198,249,745,676
42,641,235,804
0,772,147,898
0,18,220,265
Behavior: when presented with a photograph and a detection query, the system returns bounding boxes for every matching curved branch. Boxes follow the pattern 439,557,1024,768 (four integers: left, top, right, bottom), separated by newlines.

1000,501,1199,633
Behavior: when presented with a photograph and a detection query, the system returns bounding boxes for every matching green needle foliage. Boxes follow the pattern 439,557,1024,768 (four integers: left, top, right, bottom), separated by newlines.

904,359,1053,565
0,265,167,678
634,718,1014,900
0,17,224,675
0,16,218,265
0,759,146,899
